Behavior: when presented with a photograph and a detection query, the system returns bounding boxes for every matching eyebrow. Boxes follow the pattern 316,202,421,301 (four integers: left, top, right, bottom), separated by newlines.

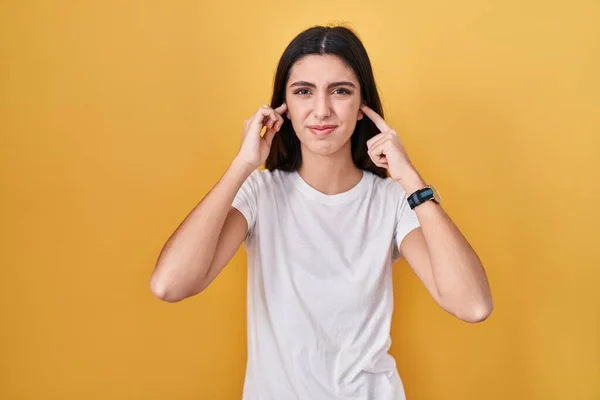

289,81,357,89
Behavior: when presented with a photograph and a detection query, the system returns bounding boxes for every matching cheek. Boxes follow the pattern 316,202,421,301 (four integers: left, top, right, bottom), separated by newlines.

285,100,309,122
335,103,360,122
284,105,302,131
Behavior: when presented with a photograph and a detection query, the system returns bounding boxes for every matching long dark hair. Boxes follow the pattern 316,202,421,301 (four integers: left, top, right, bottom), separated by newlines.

264,25,387,179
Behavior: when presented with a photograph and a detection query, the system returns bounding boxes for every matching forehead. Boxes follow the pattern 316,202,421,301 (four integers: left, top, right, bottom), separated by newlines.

288,54,358,85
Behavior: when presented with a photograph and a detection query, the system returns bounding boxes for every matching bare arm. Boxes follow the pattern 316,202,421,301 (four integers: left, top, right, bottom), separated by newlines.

360,104,492,323
400,172,493,323
150,159,253,302
150,103,287,302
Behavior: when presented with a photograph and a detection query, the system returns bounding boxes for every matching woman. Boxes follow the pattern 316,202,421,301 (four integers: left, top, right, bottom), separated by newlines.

151,25,493,400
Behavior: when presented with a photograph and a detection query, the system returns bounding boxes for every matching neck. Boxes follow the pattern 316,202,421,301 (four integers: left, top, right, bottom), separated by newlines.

297,144,363,195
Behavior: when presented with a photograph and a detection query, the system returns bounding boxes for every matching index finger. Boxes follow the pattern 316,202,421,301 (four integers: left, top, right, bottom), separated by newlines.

361,105,391,132
274,102,287,115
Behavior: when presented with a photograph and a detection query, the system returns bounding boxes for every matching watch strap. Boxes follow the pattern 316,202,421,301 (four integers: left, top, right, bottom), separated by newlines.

407,186,437,209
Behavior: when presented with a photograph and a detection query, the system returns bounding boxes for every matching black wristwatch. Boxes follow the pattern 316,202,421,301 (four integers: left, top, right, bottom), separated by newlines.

407,185,441,209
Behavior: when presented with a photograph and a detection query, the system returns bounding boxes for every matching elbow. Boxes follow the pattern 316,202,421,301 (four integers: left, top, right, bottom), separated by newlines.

150,275,181,303
441,290,493,323
457,297,494,323
150,271,202,303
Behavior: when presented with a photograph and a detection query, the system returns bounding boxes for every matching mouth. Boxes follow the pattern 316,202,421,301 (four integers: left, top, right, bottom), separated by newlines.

307,125,337,136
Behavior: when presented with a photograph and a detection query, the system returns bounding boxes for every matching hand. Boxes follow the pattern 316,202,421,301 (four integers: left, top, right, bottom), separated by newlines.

362,105,419,185
235,103,287,169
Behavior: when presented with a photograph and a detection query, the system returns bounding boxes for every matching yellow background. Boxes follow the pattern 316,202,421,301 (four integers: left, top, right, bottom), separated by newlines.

1,0,598,399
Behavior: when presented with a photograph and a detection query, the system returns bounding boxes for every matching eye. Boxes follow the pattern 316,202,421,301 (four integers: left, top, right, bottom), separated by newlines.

293,89,311,95
333,88,352,95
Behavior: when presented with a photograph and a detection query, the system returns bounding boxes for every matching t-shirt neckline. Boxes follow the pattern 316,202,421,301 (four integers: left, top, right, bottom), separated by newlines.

291,169,369,205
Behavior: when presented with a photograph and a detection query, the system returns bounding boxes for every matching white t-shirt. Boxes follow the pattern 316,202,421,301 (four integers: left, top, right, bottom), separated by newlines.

232,168,420,400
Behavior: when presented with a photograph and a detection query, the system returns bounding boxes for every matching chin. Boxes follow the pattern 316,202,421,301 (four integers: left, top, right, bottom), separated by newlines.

300,136,351,157
306,146,340,157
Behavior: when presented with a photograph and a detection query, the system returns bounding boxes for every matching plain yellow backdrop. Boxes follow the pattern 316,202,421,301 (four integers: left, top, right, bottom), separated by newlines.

1,0,599,399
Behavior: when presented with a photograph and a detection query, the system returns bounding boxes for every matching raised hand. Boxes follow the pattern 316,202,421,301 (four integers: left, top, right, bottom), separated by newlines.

235,103,287,169
362,105,417,184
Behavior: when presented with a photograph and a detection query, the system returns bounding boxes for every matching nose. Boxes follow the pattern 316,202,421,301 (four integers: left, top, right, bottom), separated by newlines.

312,93,331,120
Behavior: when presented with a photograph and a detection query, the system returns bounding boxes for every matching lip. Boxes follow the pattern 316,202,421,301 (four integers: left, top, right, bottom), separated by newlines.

307,125,337,136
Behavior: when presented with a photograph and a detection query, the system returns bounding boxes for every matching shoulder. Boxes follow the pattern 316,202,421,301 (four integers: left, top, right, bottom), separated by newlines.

248,167,291,182
365,171,409,201
243,167,294,192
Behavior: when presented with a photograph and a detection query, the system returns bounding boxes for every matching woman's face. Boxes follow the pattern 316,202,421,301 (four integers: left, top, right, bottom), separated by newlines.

285,54,364,158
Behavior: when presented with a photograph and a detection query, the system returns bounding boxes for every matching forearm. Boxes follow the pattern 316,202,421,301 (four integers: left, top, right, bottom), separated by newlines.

402,173,493,320
150,158,254,300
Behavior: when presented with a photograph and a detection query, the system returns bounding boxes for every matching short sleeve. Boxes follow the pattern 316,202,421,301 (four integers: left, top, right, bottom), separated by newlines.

232,170,260,237
392,185,421,262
